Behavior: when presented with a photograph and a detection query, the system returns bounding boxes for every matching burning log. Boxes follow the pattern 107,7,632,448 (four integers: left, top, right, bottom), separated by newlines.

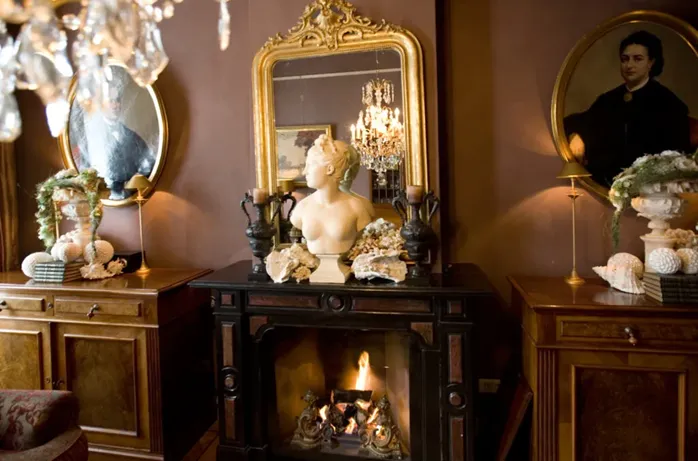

332,389,373,404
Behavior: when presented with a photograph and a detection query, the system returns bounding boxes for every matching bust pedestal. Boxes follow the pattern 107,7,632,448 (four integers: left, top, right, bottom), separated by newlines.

309,254,351,284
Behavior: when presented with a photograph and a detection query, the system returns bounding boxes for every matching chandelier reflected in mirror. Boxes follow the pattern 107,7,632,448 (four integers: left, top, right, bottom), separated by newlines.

0,0,231,142
350,78,405,187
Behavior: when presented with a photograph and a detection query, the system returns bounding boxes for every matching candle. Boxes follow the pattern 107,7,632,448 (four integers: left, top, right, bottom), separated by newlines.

351,124,356,140
406,185,424,203
252,188,268,204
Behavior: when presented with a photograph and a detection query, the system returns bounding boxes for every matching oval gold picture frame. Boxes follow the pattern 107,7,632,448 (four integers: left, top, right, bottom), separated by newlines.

58,63,169,207
551,10,698,199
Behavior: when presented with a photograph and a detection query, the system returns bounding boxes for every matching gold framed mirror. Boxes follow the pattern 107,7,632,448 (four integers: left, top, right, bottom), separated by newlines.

252,0,428,219
58,63,169,207
552,10,698,199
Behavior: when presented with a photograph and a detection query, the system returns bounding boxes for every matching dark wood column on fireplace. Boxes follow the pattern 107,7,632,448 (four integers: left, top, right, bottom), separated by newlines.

190,261,497,461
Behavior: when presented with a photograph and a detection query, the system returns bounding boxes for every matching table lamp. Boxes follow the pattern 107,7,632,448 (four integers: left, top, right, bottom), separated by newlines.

557,162,591,286
125,174,152,275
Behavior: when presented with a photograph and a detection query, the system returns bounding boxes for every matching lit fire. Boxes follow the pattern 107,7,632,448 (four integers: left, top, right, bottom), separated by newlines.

355,351,370,390
319,405,329,421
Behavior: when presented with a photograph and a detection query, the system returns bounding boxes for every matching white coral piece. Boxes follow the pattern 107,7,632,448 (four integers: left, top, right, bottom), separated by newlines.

80,258,126,280
21,252,55,278
51,242,82,263
593,264,645,294
83,240,115,265
351,250,407,283
676,248,698,275
647,248,681,275
265,243,319,284
607,253,644,278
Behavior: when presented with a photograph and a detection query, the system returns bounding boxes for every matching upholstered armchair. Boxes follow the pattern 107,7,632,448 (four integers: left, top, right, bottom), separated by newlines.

0,390,88,461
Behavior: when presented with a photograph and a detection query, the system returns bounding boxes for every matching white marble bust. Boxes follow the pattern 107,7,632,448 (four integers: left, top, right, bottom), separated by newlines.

290,135,373,282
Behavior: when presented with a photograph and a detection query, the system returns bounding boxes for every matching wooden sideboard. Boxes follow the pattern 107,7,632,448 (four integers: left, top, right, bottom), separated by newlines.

510,276,698,461
0,268,216,461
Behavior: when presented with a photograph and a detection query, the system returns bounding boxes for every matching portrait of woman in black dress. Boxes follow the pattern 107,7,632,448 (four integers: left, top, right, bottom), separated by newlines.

564,30,694,187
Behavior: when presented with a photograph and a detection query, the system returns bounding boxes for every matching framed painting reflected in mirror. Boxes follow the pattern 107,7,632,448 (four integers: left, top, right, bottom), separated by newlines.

276,125,332,187
552,10,698,198
59,63,168,207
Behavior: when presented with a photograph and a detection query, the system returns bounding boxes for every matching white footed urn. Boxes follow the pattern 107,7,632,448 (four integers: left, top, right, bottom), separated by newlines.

631,183,689,271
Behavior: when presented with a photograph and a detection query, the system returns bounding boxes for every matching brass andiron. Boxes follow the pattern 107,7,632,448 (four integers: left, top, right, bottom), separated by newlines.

291,391,324,450
125,174,153,275
358,396,404,460
241,188,278,281
393,185,439,278
557,162,591,286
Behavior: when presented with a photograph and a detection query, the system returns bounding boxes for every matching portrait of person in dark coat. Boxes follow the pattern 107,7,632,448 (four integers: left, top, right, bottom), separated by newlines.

564,30,693,187
68,65,162,202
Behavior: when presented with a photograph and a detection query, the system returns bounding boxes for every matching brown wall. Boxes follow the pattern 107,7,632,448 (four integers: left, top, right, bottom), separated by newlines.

16,0,439,269
15,0,698,302
442,0,698,298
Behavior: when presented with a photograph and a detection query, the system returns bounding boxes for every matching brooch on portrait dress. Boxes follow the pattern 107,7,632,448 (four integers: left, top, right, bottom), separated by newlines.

623,91,633,102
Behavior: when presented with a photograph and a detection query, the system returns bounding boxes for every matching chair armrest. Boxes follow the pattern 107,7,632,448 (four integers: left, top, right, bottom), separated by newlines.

0,390,79,451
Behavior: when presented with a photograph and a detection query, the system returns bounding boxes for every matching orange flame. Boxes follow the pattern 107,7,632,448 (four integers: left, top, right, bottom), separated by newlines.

345,417,358,434
355,351,370,390
319,405,329,422
367,407,379,425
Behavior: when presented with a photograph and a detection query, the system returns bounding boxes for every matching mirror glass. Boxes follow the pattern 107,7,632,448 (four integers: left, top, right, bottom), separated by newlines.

61,64,168,206
272,49,405,204
559,20,698,190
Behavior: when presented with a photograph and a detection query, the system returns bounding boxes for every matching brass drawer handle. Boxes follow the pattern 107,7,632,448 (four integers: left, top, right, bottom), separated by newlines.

0,300,6,311
87,304,99,319
624,327,638,346
47,302,53,310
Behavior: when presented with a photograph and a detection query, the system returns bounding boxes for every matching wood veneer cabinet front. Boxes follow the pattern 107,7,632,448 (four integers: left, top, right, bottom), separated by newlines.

0,269,215,461
510,276,698,461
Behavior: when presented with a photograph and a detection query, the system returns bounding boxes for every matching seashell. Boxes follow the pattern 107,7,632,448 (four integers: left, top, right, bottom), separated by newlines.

647,248,681,275
50,242,82,263
351,250,407,283
607,253,644,278
21,252,55,278
676,248,698,275
593,264,645,294
83,240,115,265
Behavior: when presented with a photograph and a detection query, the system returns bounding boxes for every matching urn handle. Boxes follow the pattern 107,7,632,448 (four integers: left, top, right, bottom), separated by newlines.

282,192,297,221
392,192,408,225
424,191,440,225
270,195,282,223
240,192,253,227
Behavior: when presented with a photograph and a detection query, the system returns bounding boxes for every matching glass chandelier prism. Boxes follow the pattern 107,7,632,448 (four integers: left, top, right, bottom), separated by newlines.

350,78,405,187
0,0,232,143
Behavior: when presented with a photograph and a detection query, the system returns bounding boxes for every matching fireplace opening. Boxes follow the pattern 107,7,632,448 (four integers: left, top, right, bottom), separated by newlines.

267,328,412,460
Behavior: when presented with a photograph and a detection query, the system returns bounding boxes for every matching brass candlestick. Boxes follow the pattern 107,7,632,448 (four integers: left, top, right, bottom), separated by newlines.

125,174,153,276
557,162,591,286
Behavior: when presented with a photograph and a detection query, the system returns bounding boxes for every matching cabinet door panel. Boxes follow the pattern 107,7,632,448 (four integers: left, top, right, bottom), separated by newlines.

558,350,696,461
54,323,150,450
0,319,51,390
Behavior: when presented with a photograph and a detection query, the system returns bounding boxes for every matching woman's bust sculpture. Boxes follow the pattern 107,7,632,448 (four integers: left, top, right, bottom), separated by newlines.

290,135,373,282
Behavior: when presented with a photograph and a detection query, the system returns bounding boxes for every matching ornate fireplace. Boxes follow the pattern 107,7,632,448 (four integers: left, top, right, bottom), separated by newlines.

190,261,497,461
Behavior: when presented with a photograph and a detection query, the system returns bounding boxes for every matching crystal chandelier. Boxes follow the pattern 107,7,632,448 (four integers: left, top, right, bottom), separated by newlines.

0,0,231,142
350,78,405,187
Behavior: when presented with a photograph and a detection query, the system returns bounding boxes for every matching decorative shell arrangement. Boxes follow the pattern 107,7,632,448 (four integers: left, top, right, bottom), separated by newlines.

647,248,682,275
346,218,405,261
593,252,645,294
266,243,319,283
675,248,698,275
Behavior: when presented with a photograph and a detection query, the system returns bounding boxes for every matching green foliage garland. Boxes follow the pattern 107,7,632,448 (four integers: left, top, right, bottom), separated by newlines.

35,169,107,251
609,151,698,251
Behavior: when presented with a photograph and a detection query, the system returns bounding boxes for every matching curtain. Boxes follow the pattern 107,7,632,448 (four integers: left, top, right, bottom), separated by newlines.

0,142,18,271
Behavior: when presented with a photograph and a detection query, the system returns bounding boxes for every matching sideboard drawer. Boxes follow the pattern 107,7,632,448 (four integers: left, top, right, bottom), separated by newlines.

55,297,142,319
0,293,48,314
557,316,698,349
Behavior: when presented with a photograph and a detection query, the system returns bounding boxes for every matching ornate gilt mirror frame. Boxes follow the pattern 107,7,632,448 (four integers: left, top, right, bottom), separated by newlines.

252,0,428,195
551,10,698,200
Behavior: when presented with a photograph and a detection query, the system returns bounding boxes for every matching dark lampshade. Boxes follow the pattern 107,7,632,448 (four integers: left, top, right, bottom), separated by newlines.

557,161,591,179
125,174,152,191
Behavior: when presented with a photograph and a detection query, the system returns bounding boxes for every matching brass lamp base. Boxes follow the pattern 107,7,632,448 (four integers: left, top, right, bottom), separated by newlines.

135,259,150,276
565,270,585,286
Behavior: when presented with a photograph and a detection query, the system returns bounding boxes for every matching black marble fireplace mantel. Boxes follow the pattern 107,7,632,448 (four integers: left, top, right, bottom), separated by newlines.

190,261,498,461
